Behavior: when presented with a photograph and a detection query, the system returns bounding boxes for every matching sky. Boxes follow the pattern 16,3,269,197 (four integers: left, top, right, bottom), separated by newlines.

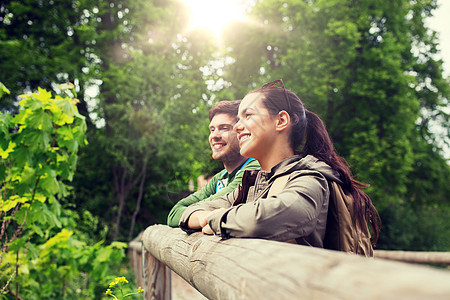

427,0,450,76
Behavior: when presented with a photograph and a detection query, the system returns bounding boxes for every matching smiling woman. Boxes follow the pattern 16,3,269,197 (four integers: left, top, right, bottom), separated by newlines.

181,0,247,37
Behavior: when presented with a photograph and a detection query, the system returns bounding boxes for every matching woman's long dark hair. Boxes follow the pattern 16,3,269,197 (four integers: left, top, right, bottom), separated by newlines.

249,85,381,245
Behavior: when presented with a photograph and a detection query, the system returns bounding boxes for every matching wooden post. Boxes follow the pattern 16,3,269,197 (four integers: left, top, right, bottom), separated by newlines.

143,250,171,300
128,241,141,288
142,224,450,300
129,233,145,288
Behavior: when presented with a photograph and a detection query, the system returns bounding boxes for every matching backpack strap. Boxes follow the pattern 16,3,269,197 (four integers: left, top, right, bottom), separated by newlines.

267,175,290,197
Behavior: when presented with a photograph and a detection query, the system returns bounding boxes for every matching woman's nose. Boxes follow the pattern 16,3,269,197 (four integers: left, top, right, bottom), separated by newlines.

233,120,243,132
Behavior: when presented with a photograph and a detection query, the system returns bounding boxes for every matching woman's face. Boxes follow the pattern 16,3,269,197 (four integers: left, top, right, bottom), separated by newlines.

234,92,278,160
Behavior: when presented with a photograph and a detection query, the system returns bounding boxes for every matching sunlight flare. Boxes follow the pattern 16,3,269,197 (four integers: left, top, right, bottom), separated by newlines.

182,0,247,37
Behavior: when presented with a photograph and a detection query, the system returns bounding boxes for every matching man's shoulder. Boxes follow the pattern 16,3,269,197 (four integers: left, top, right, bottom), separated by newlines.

243,159,260,170
211,169,227,181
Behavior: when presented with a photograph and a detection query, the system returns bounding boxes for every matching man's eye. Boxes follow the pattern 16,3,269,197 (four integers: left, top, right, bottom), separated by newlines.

245,113,252,118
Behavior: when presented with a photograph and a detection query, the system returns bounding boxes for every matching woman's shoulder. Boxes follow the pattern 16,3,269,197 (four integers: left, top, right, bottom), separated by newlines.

274,155,340,183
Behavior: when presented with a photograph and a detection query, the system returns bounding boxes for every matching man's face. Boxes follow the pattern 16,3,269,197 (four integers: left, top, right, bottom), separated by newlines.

208,113,241,162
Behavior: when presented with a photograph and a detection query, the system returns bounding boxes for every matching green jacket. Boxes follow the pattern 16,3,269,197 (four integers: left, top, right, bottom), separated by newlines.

166,158,260,227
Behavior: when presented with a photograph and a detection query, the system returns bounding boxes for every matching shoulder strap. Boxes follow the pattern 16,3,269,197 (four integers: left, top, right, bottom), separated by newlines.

267,175,290,197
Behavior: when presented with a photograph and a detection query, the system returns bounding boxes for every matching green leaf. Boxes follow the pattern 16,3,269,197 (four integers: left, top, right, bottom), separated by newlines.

21,129,50,152
40,229,73,257
0,113,12,137
57,126,74,141
0,82,10,98
0,141,16,159
12,145,32,167
30,223,44,237
17,165,36,185
40,172,59,195
96,247,114,263
57,82,75,91
27,109,53,131
35,87,53,103
110,241,128,249
1,195,29,212
55,99,76,119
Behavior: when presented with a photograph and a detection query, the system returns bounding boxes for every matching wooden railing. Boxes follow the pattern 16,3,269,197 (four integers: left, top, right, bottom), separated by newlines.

129,225,450,300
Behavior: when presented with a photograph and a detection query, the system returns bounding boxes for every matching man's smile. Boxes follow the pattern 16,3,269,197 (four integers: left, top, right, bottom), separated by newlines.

212,142,226,149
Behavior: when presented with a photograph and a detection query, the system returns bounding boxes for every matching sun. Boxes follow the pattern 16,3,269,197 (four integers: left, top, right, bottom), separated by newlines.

182,0,247,37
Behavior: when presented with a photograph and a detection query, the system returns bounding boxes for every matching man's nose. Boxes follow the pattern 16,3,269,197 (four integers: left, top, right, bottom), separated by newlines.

210,130,221,140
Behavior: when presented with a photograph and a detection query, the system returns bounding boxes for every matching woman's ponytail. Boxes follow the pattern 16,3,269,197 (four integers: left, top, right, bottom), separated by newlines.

300,110,334,161
300,110,381,245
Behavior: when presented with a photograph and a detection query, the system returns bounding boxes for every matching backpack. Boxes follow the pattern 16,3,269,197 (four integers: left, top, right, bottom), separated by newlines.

269,175,374,257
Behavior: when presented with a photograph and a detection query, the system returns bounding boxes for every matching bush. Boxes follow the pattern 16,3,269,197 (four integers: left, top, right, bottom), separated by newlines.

0,84,135,299
377,202,450,251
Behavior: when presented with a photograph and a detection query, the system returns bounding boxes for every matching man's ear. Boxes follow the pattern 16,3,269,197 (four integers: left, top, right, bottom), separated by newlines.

275,110,290,132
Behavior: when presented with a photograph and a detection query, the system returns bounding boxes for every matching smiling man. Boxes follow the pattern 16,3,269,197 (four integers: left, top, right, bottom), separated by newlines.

167,100,260,227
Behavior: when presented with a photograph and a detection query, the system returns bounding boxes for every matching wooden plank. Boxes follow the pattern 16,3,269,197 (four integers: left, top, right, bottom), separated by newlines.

171,271,207,300
374,250,450,265
144,250,171,300
142,224,450,300
129,240,144,287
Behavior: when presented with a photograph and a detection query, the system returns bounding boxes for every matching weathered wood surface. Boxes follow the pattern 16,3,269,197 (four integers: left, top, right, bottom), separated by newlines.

374,250,450,265
129,240,144,288
142,224,450,300
130,239,206,300
144,250,171,300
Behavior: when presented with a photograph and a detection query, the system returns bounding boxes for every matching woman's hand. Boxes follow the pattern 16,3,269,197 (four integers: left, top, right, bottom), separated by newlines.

202,224,214,235
187,210,211,228
187,210,216,234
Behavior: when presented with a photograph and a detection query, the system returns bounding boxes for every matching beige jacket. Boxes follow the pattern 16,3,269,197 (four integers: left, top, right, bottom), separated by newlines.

179,155,341,248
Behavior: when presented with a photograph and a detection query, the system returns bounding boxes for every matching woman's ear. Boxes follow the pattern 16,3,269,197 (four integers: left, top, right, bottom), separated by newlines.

275,110,290,132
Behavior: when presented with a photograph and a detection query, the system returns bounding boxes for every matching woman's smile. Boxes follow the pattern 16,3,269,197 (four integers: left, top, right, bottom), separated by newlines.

238,133,251,146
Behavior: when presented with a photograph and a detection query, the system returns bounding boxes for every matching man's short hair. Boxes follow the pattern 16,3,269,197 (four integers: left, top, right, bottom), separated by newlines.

209,100,241,121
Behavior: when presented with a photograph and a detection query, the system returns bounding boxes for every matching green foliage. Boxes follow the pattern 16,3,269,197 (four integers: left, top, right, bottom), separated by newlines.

377,203,450,251
3,229,128,299
0,0,97,116
0,83,10,99
1,85,86,222
68,0,218,241
0,84,131,299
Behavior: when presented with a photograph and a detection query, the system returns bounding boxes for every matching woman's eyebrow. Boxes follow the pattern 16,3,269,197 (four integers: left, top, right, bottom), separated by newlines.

239,107,253,115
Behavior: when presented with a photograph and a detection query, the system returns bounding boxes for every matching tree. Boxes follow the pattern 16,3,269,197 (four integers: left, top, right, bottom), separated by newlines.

71,0,219,241
0,0,98,121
